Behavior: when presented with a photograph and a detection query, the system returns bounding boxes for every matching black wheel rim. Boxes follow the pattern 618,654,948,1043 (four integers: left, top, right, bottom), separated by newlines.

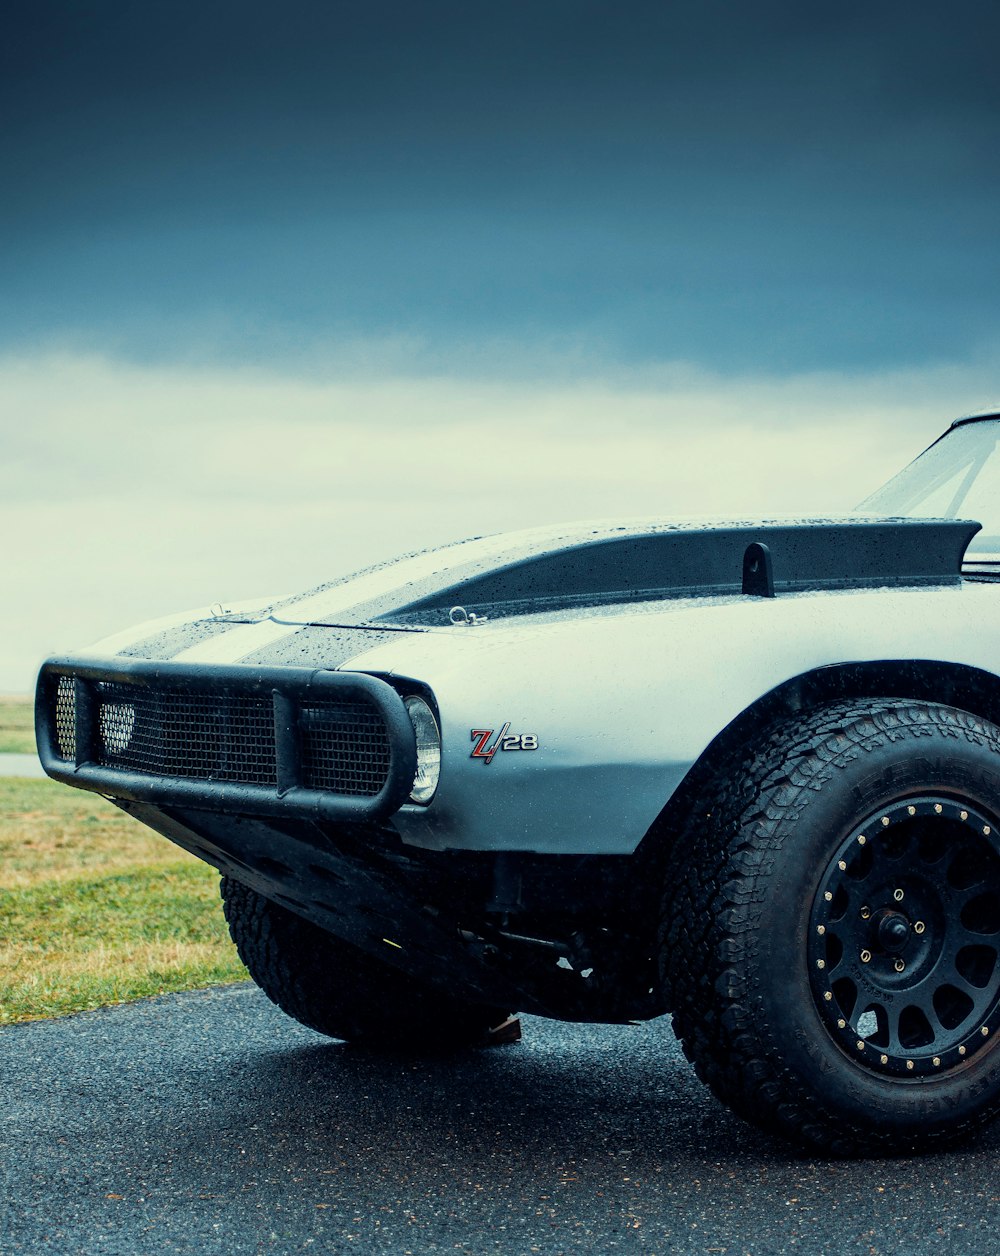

809,796,1000,1077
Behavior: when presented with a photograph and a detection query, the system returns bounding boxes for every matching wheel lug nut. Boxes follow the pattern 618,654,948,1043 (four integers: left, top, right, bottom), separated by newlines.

914,921,926,935
860,949,872,964
894,958,905,972
860,906,871,920
893,888,904,902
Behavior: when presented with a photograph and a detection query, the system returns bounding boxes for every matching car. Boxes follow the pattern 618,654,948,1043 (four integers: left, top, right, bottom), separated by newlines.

34,410,1000,1155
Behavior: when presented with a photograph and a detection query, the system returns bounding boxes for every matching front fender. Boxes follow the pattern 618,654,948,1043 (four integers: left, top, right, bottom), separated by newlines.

344,581,1000,854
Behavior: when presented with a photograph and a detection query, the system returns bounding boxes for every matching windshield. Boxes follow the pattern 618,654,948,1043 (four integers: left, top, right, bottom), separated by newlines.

858,419,1000,558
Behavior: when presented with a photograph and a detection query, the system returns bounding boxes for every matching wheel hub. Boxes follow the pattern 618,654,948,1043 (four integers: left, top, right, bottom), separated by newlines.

875,910,911,953
808,796,1000,1078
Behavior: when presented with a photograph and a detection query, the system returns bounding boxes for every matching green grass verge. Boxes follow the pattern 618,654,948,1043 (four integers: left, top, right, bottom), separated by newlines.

0,777,248,1024
0,697,35,754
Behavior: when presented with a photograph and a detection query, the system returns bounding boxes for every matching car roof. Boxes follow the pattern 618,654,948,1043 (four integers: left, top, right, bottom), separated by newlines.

950,410,1000,429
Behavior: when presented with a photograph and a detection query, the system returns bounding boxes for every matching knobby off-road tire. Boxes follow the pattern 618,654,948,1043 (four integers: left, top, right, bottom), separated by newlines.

221,877,509,1048
661,700,1000,1156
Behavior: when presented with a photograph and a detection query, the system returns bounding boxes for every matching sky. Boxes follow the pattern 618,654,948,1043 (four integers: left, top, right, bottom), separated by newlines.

2,1,1000,691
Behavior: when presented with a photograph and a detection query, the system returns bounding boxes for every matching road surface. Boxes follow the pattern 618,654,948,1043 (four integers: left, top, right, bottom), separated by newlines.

2,984,998,1253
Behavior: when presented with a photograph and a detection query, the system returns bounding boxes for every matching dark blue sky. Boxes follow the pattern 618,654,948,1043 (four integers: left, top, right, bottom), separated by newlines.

3,0,1000,375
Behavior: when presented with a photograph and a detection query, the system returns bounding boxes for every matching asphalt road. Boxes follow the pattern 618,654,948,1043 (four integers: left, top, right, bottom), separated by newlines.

2,985,999,1255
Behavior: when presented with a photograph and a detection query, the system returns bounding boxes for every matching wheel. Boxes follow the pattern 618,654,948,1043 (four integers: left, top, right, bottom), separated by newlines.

221,877,511,1048
661,700,1000,1155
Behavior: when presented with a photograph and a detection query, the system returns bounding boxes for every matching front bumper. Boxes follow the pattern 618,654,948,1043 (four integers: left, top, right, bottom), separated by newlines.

35,657,418,822
34,655,662,1021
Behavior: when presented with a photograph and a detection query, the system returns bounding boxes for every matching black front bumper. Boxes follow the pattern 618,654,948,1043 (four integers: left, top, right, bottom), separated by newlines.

35,657,418,821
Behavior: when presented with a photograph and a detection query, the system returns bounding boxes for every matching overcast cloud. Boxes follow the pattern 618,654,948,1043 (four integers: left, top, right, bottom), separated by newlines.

2,2,999,690
4,1,1000,372
4,349,997,690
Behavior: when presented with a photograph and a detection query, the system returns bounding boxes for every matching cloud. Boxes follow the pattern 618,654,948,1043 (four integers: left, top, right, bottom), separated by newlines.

3,347,997,690
5,348,997,504
3,3,1000,376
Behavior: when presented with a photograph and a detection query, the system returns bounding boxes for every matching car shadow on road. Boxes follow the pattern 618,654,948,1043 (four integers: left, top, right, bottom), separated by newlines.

216,1028,767,1163
141,1013,994,1175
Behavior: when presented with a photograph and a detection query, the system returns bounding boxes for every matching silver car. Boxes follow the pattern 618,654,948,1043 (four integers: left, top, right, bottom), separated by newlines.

36,411,1000,1155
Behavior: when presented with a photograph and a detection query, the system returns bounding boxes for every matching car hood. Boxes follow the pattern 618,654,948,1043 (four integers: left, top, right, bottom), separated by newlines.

224,515,977,630
85,515,978,667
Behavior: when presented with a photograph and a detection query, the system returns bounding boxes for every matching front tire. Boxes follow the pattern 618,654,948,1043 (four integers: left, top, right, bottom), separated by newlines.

221,877,510,1049
662,700,1000,1155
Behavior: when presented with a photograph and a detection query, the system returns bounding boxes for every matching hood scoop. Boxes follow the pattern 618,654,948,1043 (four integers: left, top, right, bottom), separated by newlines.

264,517,979,629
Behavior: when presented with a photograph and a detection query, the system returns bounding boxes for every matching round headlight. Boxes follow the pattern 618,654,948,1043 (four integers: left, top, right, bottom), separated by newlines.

405,695,441,804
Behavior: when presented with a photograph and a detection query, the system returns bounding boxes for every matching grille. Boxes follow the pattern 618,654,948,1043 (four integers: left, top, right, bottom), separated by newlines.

55,676,76,759
46,672,398,801
300,700,391,796
95,682,278,785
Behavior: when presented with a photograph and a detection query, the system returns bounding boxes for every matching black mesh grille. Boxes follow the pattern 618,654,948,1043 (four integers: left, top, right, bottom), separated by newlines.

47,673,398,801
300,700,391,796
94,682,278,785
54,676,76,759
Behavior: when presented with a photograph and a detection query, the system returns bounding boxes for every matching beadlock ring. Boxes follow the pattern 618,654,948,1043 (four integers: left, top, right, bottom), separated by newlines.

808,796,1000,1079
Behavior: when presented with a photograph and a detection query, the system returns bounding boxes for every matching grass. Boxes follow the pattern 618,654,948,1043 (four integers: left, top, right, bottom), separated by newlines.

0,696,35,754
0,776,248,1024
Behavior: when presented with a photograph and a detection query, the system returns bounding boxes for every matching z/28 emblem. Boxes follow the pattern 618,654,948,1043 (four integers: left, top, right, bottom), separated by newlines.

470,725,539,763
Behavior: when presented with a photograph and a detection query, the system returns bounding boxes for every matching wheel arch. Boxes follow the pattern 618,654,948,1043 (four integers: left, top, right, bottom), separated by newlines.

638,657,1000,861
657,693,1000,1153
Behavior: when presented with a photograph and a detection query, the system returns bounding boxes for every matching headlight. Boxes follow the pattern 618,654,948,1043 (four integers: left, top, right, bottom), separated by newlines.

405,695,440,804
